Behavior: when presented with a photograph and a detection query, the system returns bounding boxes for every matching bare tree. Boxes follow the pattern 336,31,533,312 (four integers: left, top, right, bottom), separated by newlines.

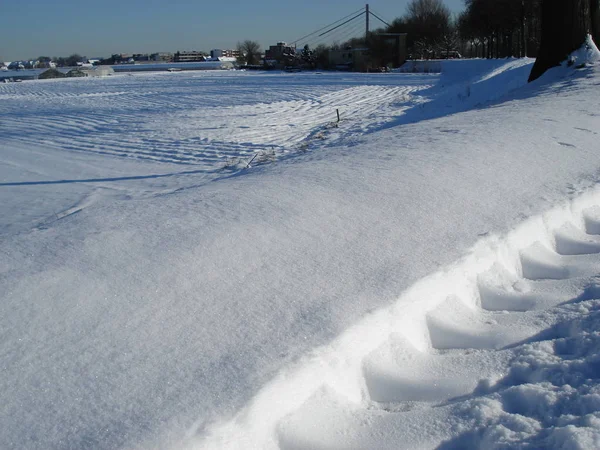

529,0,595,81
404,0,452,56
236,40,262,66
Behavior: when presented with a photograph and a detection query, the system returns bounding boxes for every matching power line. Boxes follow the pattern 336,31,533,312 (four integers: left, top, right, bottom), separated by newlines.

300,18,365,49
297,14,364,48
290,6,366,45
318,11,365,37
334,21,366,44
293,5,393,50
369,10,391,28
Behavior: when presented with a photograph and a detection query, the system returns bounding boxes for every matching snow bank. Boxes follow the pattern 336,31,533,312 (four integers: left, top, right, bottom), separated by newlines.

567,35,600,67
199,186,600,449
383,58,535,129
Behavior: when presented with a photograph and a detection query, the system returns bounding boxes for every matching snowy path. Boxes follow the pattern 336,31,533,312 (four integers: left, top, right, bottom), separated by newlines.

199,188,600,450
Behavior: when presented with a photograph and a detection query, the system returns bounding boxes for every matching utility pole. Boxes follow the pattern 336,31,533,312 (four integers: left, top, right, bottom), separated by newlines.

365,3,370,44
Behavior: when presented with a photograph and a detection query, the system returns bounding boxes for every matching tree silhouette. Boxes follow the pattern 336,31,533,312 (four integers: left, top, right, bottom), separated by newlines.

529,0,597,81
236,40,261,65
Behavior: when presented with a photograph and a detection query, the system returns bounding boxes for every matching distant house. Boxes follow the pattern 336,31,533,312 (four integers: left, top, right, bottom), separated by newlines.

66,68,87,77
265,42,296,63
39,68,66,79
132,54,150,62
34,60,54,69
150,52,173,62
70,66,115,77
174,51,206,62
210,49,241,59
8,61,25,70
328,47,370,71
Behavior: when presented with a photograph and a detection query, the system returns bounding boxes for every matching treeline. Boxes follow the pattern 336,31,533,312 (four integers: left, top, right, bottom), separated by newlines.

458,0,542,58
6,54,86,69
383,0,542,59
294,0,547,70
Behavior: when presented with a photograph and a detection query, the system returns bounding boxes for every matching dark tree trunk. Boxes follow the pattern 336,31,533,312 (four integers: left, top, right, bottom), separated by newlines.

496,30,500,57
521,0,527,56
592,0,600,45
529,0,592,81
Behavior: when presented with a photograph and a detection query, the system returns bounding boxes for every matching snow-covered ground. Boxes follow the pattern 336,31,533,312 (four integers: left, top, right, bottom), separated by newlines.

0,70,431,237
2,47,600,450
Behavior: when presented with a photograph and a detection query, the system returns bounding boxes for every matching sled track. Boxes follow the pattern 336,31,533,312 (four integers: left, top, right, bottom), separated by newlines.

192,187,600,449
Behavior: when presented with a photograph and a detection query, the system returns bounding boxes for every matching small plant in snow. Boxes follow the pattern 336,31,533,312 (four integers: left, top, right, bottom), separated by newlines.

222,157,245,170
458,83,472,101
255,149,277,164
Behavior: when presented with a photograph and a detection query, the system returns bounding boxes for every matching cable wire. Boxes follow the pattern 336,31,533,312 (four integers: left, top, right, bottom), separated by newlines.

290,6,366,45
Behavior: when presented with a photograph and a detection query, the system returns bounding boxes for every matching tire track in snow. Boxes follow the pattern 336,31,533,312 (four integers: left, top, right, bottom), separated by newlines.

0,76,428,169
191,187,600,449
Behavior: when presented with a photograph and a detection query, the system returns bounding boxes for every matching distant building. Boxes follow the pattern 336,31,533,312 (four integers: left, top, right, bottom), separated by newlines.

8,62,25,70
112,54,133,64
34,60,55,69
83,66,115,77
63,66,114,77
132,54,150,62
150,52,173,62
66,68,87,77
328,47,370,71
174,51,206,62
38,68,66,79
210,49,241,59
265,42,296,62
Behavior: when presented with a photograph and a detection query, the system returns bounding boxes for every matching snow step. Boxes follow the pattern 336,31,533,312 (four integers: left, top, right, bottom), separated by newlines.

425,295,542,350
583,206,600,235
478,264,582,311
554,222,600,255
520,242,600,280
277,386,453,450
362,333,510,403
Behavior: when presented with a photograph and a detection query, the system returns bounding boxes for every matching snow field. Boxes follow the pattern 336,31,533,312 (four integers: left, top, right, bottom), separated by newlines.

2,55,600,450
0,71,433,237
0,72,431,168
196,187,600,449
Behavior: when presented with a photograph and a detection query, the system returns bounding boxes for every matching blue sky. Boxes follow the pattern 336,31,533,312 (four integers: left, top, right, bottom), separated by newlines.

0,0,465,61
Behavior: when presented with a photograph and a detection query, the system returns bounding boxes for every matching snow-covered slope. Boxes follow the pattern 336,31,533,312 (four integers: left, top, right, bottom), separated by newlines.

1,55,600,449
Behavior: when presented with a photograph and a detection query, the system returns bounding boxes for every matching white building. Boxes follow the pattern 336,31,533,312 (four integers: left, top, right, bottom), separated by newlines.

81,66,115,77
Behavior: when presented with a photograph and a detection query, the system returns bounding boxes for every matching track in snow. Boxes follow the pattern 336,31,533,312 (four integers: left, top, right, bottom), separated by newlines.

0,72,430,169
194,188,600,449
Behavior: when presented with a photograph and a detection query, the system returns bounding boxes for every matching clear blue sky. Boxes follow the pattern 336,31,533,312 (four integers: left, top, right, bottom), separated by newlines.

0,0,465,61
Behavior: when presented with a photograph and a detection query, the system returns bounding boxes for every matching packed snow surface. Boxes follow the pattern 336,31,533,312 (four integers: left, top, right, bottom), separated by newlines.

2,54,600,450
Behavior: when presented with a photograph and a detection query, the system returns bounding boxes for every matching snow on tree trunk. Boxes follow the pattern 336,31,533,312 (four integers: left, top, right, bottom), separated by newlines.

529,0,592,82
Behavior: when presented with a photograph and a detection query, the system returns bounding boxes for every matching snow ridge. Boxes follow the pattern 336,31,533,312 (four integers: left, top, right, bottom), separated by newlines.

192,187,600,449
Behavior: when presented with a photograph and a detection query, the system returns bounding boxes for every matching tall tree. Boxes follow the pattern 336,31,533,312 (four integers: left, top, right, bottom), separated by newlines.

404,0,451,57
529,0,593,81
236,40,261,66
460,0,542,58
592,0,600,44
